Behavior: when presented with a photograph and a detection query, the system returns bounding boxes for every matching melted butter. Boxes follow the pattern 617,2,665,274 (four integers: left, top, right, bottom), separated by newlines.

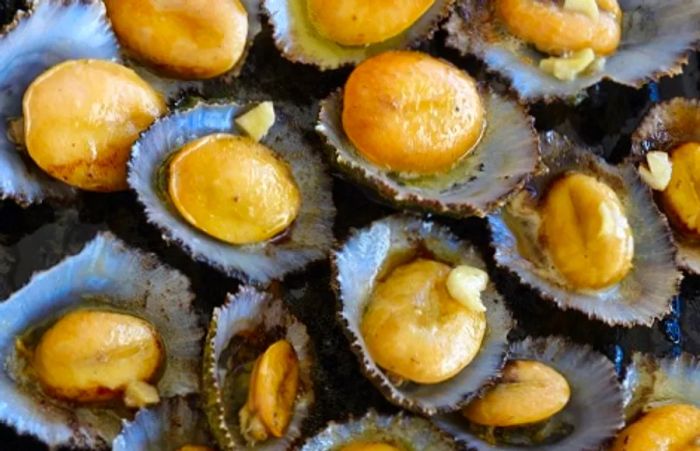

104,0,248,79
463,360,570,427
307,0,435,46
495,0,622,57
611,404,700,451
168,133,300,245
342,51,485,175
32,309,162,404
361,259,486,384
23,59,166,192
538,173,634,290
661,142,700,238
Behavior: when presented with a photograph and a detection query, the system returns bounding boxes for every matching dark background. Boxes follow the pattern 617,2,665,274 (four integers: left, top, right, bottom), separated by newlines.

1,1,699,449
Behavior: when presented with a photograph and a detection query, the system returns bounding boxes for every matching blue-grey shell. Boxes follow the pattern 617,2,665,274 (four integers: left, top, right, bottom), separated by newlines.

0,0,120,205
263,0,454,70
128,101,335,283
445,0,700,102
113,396,213,451
0,233,203,449
488,131,681,326
333,214,513,415
301,410,457,450
317,87,540,218
434,336,625,451
203,286,315,450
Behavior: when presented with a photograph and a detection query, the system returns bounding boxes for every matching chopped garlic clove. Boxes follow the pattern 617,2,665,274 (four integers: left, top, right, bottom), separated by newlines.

235,101,276,142
123,380,160,408
563,0,600,20
446,265,489,313
639,151,673,191
540,49,596,81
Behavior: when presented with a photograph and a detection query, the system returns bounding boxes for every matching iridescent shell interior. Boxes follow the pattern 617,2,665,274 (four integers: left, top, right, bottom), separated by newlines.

334,215,512,415
128,100,335,283
0,233,203,449
488,131,681,326
434,336,625,450
0,0,119,205
445,0,700,101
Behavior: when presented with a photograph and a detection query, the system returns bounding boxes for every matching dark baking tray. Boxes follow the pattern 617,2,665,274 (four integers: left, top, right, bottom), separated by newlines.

1,1,699,449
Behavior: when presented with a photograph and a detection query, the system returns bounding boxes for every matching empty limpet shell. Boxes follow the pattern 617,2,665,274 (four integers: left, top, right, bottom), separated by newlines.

318,50,540,218
113,396,215,451
614,353,700,450
0,233,203,449
128,100,335,283
333,214,512,415
202,286,314,451
630,97,700,274
433,336,625,450
104,0,261,83
488,131,681,326
0,0,120,205
300,410,457,451
445,0,700,101
263,0,454,69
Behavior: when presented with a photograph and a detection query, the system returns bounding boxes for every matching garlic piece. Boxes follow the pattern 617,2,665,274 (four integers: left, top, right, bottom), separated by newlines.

563,0,600,21
235,101,275,142
639,151,673,191
540,49,596,81
123,380,160,408
446,265,489,313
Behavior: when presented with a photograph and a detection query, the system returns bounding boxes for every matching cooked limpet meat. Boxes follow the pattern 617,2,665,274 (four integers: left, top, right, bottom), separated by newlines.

308,0,436,46
611,404,700,451
445,0,700,100
0,0,121,204
238,339,300,443
203,286,314,450
538,172,634,290
361,259,487,384
104,0,248,79
0,233,202,448
342,51,485,175
334,215,512,414
128,101,335,283
300,410,456,450
462,360,570,427
488,132,680,326
433,337,624,450
631,98,700,273
20,59,166,192
113,396,215,451
32,309,162,407
167,133,300,245
318,50,539,217
263,0,454,69
495,0,622,57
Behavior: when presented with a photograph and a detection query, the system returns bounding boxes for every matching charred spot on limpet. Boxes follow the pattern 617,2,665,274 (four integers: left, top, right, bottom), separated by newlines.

300,410,456,450
631,98,700,274
318,50,539,218
0,0,120,204
262,0,454,70
333,215,512,415
128,100,335,283
0,233,203,449
445,0,700,101
434,336,625,450
488,131,680,326
614,353,700,451
104,0,261,82
202,286,314,451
